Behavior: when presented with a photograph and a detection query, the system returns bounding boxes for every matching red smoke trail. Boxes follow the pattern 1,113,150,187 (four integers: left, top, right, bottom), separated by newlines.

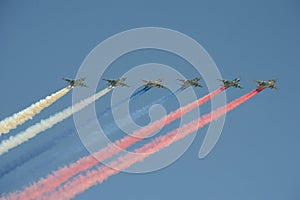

4,88,224,200
46,89,261,199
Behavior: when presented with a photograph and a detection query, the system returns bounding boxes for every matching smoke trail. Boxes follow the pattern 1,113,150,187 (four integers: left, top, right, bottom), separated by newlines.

131,87,184,120
4,88,224,200
0,88,112,156
0,140,52,178
45,89,261,199
103,87,183,135
98,86,150,118
131,86,151,98
0,88,70,135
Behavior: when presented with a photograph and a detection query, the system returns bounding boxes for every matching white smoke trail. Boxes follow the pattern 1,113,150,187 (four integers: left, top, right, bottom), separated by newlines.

0,87,111,156
0,88,71,135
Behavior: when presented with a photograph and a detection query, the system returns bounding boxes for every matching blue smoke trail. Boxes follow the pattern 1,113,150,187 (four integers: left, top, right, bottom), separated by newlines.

96,86,150,118
0,126,78,178
0,134,58,177
101,87,184,135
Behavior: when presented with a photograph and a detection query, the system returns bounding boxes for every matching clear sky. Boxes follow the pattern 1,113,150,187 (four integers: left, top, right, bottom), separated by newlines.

0,0,299,199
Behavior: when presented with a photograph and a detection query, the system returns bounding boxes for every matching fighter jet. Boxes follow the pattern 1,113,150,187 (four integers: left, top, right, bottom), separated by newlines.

177,77,202,88
62,77,88,88
254,79,278,90
103,77,129,88
218,78,242,89
142,79,166,89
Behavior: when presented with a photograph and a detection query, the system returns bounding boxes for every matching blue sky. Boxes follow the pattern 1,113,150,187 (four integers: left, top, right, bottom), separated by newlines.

0,0,299,199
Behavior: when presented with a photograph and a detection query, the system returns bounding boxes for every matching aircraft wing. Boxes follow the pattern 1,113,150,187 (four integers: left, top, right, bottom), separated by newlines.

155,79,163,83
79,83,89,88
272,85,279,90
218,79,227,84
194,83,202,87
254,80,263,84
156,83,166,89
62,78,72,82
103,79,114,83
192,77,201,81
119,82,129,87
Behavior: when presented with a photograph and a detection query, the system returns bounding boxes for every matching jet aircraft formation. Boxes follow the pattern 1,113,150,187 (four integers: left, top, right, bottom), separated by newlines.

63,77,278,90
0,76,278,199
